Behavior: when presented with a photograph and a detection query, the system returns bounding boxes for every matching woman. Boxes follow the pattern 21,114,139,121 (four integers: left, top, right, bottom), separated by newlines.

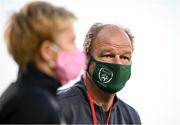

0,1,85,123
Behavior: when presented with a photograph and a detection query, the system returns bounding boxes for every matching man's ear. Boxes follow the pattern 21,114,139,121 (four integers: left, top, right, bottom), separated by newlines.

39,41,56,62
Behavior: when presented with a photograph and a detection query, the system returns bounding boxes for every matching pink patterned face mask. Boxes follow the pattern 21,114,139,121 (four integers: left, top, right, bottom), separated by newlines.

54,48,86,85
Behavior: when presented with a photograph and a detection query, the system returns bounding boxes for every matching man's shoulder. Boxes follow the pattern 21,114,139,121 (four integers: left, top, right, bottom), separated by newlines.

117,98,137,112
116,98,141,123
57,80,86,104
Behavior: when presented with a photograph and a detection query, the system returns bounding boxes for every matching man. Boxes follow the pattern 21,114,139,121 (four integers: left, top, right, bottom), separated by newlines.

57,23,141,124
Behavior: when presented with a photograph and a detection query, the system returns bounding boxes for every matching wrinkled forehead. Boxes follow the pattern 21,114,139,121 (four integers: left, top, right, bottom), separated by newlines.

89,25,133,55
97,25,130,41
94,26,131,47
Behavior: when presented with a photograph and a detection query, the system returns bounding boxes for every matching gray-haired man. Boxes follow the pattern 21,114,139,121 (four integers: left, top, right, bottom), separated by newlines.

58,23,141,124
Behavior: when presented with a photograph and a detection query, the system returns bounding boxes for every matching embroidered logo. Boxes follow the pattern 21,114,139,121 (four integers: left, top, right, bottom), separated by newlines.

98,68,113,83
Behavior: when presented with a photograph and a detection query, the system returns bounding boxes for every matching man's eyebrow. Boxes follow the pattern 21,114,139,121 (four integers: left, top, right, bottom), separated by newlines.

100,49,114,53
121,50,132,55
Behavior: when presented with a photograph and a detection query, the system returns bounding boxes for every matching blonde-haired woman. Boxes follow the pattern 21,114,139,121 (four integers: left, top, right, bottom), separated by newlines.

0,1,85,123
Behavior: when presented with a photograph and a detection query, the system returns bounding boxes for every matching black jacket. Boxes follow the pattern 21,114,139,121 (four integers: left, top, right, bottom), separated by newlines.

0,65,61,123
57,80,141,124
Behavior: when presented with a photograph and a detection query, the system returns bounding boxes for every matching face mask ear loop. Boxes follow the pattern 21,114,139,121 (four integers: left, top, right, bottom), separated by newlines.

47,42,60,68
86,55,97,79
49,42,60,53
86,56,92,77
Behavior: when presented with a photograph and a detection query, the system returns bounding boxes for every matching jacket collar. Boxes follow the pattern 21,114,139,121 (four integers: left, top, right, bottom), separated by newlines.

17,65,60,94
75,78,119,111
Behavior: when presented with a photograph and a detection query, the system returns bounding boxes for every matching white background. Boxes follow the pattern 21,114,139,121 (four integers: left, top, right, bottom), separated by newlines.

0,0,180,124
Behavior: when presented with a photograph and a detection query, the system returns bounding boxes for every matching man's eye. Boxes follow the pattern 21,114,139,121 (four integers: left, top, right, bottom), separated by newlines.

100,54,113,58
121,56,130,60
104,55,113,58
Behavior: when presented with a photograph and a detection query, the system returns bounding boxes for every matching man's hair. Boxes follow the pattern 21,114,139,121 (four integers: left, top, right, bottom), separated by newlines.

83,23,134,60
4,1,76,69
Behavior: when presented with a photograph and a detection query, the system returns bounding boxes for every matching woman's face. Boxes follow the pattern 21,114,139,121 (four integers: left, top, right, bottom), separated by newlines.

35,25,77,80
54,25,76,52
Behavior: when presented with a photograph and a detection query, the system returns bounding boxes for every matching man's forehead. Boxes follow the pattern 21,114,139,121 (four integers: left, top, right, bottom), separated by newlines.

91,25,132,52
97,25,128,38
95,26,131,45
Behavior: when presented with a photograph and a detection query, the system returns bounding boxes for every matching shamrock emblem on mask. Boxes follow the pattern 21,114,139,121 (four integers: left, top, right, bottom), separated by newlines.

98,68,113,83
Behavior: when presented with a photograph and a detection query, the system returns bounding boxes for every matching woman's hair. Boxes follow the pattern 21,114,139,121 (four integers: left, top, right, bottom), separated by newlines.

4,1,76,69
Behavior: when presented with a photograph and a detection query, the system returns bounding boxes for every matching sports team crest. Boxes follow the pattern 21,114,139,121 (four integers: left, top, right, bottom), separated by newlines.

98,68,113,83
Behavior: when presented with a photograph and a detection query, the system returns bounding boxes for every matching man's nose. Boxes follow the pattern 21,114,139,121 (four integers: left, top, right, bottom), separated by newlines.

114,55,123,64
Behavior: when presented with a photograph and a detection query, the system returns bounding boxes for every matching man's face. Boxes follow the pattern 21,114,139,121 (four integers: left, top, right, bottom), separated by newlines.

89,26,133,74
